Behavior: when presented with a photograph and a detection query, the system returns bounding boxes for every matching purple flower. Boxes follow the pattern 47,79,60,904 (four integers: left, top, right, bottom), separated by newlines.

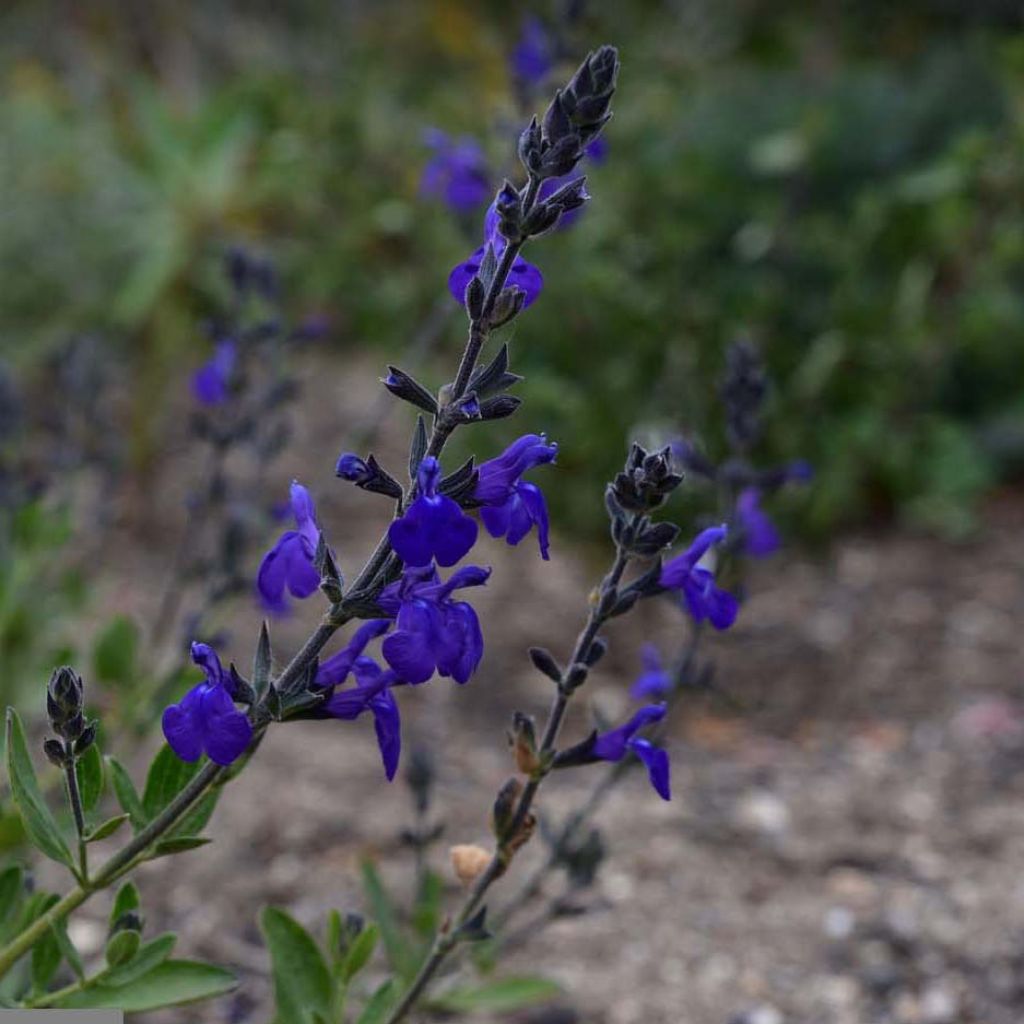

592,704,671,801
630,644,673,700
257,481,322,613
474,434,558,559
378,565,490,685
162,642,253,766
659,526,738,630
315,619,392,688
192,340,236,405
736,488,780,558
510,16,553,87
421,129,491,214
318,656,402,781
389,457,478,568
448,209,544,309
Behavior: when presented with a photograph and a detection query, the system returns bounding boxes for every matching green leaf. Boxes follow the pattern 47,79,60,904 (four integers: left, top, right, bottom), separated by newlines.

75,743,104,815
106,928,141,967
52,918,84,981
142,745,202,820
147,836,210,860
110,882,140,928
56,959,237,1011
260,907,332,1024
92,616,139,689
431,976,561,1013
86,813,131,843
411,869,443,939
5,709,72,868
340,923,378,983
169,789,220,839
360,860,415,980
0,865,24,929
356,980,397,1024
106,758,147,830
100,932,176,987
30,896,62,993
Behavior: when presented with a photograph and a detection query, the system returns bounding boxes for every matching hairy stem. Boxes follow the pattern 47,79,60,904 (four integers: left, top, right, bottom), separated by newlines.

63,754,88,884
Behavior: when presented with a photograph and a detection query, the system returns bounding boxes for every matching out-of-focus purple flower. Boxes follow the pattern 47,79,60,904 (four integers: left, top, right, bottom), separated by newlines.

421,129,491,214
319,656,403,780
510,15,554,87
448,207,544,308
474,434,558,559
389,457,478,568
378,565,490,685
592,704,670,801
315,619,392,688
257,481,322,613
787,460,814,483
192,340,237,405
585,137,609,164
630,644,673,700
736,488,780,558
660,526,738,630
162,642,253,766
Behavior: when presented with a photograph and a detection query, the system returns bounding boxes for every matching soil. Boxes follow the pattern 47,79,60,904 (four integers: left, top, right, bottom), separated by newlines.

49,355,1024,1023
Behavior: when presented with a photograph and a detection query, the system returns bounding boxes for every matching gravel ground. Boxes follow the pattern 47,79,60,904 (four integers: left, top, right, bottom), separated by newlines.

55,356,1024,1024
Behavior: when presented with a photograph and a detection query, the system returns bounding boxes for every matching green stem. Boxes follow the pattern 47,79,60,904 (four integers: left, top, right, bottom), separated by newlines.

383,528,637,1024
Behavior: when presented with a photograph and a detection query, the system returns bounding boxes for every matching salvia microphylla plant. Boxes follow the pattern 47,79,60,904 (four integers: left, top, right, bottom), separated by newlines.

0,41,805,1022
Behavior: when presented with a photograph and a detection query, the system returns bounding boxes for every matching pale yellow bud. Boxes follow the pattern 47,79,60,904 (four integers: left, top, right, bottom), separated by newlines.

450,844,491,885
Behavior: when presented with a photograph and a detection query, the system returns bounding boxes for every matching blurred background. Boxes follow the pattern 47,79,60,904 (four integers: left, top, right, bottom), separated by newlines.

3,1,1024,1022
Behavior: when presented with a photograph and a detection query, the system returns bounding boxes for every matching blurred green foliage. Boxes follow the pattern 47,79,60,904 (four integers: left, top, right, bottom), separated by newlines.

3,1,1024,538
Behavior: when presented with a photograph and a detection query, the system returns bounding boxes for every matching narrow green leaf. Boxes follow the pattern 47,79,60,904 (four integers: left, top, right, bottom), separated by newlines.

106,757,147,830
30,896,62,993
142,745,202,820
260,907,332,1024
148,836,210,860
0,865,23,928
431,976,561,1013
56,959,237,1011
341,923,378,983
92,615,139,688
86,813,131,843
100,932,176,987
110,882,140,928
411,869,443,938
75,743,104,815
52,918,84,981
356,980,397,1024
5,709,72,867
360,860,415,980
169,790,220,839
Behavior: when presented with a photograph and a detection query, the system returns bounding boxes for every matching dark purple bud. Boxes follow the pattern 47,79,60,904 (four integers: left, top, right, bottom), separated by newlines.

43,739,67,767
478,395,523,420
528,646,562,682
382,366,439,416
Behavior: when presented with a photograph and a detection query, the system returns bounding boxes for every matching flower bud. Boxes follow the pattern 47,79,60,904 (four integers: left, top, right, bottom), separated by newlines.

491,777,523,839
509,712,539,775
450,844,491,885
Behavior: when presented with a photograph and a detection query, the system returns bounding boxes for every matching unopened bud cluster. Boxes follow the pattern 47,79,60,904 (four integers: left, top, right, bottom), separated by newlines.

44,667,95,766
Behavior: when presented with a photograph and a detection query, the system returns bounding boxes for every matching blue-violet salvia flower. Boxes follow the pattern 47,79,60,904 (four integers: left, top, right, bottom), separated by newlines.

318,656,402,780
162,642,253,765
378,565,490,685
448,209,544,308
256,481,322,613
389,457,478,568
510,15,553,87
474,434,558,559
659,526,738,630
592,704,671,801
420,129,491,214
736,488,780,558
192,340,237,405
315,619,392,688
630,644,673,700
